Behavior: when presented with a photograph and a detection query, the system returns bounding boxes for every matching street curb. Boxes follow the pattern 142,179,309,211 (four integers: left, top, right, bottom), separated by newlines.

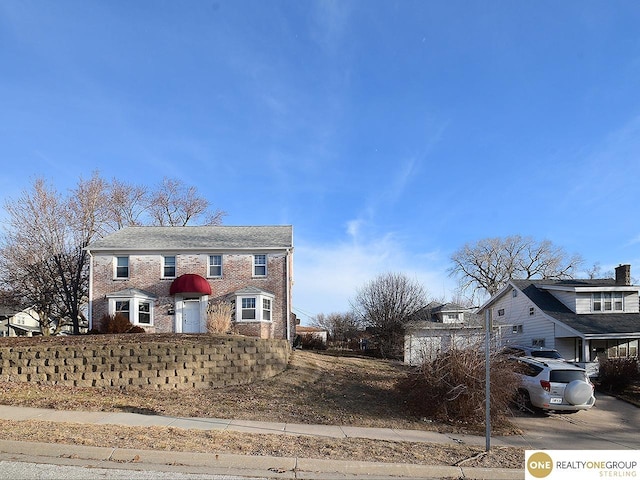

0,439,524,479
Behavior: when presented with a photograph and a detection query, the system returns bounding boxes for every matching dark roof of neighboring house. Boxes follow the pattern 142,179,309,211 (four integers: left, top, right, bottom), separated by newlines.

512,279,640,335
427,302,466,313
87,226,293,251
296,326,327,334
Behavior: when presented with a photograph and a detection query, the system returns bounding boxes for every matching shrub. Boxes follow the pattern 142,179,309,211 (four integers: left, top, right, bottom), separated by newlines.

398,347,518,426
598,357,640,393
300,334,327,350
207,300,233,334
98,314,145,334
99,314,132,334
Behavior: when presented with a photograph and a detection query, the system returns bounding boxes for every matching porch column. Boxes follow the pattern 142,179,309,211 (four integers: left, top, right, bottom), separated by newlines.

582,339,591,362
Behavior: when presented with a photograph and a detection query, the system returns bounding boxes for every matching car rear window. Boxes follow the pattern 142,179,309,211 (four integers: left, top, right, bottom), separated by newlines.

549,370,585,383
531,351,562,359
514,361,544,377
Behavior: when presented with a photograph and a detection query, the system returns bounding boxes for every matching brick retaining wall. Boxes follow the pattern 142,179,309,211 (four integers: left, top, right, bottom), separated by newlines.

0,335,290,390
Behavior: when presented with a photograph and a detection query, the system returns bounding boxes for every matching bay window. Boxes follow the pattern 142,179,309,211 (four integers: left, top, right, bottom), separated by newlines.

108,290,156,326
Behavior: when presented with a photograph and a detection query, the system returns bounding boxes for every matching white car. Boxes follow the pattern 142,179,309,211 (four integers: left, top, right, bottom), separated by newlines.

511,357,595,413
501,344,564,360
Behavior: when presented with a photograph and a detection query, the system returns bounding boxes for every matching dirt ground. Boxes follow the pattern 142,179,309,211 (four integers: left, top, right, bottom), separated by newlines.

0,339,524,470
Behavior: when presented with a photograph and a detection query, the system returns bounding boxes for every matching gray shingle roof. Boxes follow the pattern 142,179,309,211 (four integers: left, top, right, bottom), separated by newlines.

512,279,640,336
87,226,293,251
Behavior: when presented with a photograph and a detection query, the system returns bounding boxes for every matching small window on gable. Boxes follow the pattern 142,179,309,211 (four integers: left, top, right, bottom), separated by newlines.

529,307,535,316
512,289,518,297
254,254,267,276
115,257,129,279
163,256,176,278
498,309,505,316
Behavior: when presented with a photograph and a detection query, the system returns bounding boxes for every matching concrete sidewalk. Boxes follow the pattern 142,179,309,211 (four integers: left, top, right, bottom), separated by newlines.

0,405,524,479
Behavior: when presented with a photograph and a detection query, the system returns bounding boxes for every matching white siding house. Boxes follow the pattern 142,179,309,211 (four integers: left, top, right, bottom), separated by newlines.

478,264,640,374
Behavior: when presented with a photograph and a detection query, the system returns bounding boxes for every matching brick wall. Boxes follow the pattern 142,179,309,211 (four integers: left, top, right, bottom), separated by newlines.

0,335,290,390
91,252,292,339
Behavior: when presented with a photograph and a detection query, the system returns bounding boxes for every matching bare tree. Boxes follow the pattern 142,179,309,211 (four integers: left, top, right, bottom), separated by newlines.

148,177,226,227
105,178,148,231
0,173,226,335
351,272,428,358
312,312,361,342
0,179,71,334
450,235,583,300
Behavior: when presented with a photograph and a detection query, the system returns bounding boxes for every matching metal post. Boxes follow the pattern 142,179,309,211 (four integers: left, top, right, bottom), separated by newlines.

485,308,491,452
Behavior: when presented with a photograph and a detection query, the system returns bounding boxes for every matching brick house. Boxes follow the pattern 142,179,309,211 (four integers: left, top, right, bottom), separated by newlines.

86,225,294,341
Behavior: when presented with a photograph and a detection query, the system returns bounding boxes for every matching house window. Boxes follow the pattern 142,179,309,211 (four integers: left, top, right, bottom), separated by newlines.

115,256,129,278
592,292,624,312
235,291,275,323
109,297,154,326
532,338,545,347
498,309,505,316
115,300,130,320
262,298,271,321
529,307,535,316
512,289,518,297
512,325,523,334
241,297,256,319
163,256,176,278
614,292,623,311
254,255,267,276
138,302,151,324
208,255,222,277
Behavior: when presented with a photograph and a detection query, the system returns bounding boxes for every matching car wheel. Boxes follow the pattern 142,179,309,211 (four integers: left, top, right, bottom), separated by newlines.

514,389,535,413
564,380,592,405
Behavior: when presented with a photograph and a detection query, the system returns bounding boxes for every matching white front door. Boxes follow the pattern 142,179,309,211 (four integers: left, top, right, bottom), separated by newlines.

182,300,201,333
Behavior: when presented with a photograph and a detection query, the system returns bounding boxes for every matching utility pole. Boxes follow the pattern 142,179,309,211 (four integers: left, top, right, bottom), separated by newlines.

485,308,491,452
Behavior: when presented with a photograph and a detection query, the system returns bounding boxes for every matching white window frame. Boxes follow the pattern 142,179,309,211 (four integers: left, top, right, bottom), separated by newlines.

162,255,176,279
208,255,223,278
115,256,129,279
262,298,271,321
108,296,154,326
241,297,256,320
253,254,267,277
235,292,274,323
592,292,624,312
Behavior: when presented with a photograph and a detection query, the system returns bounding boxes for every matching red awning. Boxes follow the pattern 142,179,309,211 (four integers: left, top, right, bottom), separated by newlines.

169,274,212,295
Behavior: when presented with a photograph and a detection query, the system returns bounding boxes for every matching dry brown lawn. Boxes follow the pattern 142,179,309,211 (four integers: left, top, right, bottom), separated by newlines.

0,346,524,470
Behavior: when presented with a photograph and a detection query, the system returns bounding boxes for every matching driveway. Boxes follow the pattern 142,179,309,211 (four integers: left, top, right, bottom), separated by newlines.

503,392,640,450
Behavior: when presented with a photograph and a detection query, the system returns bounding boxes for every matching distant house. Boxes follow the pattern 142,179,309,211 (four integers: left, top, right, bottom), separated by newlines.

404,302,486,365
0,306,41,337
295,325,328,345
86,225,294,341
477,264,640,375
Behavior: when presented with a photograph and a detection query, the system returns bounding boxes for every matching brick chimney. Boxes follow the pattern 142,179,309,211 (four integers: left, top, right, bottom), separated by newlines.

615,264,631,285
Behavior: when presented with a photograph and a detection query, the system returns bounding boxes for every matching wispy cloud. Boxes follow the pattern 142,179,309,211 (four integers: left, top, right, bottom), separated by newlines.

293,227,453,322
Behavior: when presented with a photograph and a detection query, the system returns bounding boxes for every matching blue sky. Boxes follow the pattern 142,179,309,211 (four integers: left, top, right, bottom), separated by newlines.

2,1,640,323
